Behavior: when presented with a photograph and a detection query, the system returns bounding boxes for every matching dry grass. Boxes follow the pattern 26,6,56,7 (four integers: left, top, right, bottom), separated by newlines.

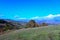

0,25,60,40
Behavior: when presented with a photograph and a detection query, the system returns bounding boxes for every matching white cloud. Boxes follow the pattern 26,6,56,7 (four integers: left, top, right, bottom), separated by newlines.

14,14,60,20
31,16,40,19
45,14,55,19
46,14,60,19
55,14,60,16
14,15,27,20
14,15,20,18
18,18,27,19
30,14,60,19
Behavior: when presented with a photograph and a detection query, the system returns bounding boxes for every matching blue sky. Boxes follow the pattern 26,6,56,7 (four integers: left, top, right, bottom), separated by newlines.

0,0,60,20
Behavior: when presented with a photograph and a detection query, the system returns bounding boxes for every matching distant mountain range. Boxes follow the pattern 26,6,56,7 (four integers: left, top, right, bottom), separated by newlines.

0,15,60,26
17,16,60,25
35,16,60,25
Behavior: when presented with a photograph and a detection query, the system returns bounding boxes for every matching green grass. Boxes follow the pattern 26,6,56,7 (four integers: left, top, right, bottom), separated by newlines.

0,25,60,40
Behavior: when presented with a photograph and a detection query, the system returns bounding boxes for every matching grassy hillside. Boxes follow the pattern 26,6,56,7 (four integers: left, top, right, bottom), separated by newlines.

0,25,60,40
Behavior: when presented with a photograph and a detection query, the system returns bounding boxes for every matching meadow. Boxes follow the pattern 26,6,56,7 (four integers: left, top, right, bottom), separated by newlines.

0,25,60,40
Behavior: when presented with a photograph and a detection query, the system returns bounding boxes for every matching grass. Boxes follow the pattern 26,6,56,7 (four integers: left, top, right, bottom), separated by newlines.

0,25,60,40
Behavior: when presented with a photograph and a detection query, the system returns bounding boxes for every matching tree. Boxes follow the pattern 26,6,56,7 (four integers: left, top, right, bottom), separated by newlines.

42,22,48,26
26,20,39,28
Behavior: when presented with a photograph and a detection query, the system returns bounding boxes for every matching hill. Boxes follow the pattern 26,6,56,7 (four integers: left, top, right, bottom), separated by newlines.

0,25,60,40
0,19,24,29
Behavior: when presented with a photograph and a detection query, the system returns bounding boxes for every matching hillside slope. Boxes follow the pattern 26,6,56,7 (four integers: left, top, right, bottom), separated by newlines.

0,25,60,40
